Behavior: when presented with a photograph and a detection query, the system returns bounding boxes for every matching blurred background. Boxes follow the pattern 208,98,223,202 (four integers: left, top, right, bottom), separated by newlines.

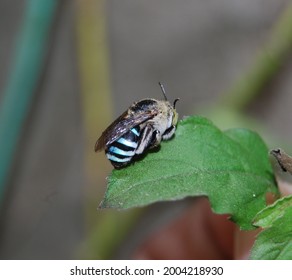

0,0,291,259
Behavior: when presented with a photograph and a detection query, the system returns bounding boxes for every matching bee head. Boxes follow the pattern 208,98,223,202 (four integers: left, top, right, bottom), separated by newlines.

158,82,179,126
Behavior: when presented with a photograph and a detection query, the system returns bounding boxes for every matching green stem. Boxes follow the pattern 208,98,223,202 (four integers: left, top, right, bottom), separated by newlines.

0,0,58,203
221,5,292,111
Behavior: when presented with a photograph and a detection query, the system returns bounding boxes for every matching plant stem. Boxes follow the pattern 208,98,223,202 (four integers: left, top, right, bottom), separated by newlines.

0,0,58,204
220,5,292,111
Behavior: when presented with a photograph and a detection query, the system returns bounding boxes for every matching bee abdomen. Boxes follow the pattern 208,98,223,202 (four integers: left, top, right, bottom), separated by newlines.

105,127,140,168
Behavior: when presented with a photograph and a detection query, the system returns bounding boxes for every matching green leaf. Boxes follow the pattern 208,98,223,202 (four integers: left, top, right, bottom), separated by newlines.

253,195,292,227
100,116,278,230
250,195,292,260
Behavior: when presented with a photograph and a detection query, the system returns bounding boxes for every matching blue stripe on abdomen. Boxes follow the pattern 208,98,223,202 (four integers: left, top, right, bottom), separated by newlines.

131,127,140,136
106,126,140,166
108,146,135,157
117,137,138,148
106,153,131,163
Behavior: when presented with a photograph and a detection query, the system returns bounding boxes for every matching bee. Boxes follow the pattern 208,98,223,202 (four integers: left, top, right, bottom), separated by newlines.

94,83,179,169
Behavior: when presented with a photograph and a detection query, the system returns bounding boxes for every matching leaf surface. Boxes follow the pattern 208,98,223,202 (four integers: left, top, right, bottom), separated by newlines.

100,116,278,229
250,195,292,259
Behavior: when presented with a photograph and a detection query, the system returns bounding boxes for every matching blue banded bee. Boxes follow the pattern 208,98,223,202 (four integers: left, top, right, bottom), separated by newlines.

94,83,179,169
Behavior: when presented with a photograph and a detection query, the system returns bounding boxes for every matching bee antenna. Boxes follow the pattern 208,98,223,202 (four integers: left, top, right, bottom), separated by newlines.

158,82,168,101
173,98,180,108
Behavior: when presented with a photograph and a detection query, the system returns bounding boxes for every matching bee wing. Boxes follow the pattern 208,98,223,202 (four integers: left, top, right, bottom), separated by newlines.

94,109,158,152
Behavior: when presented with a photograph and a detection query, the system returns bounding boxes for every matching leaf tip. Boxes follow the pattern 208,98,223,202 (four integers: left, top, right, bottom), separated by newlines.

98,199,108,210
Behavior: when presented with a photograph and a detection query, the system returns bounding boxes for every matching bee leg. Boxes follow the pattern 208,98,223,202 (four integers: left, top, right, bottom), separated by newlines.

149,129,161,148
135,124,158,154
162,125,176,140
